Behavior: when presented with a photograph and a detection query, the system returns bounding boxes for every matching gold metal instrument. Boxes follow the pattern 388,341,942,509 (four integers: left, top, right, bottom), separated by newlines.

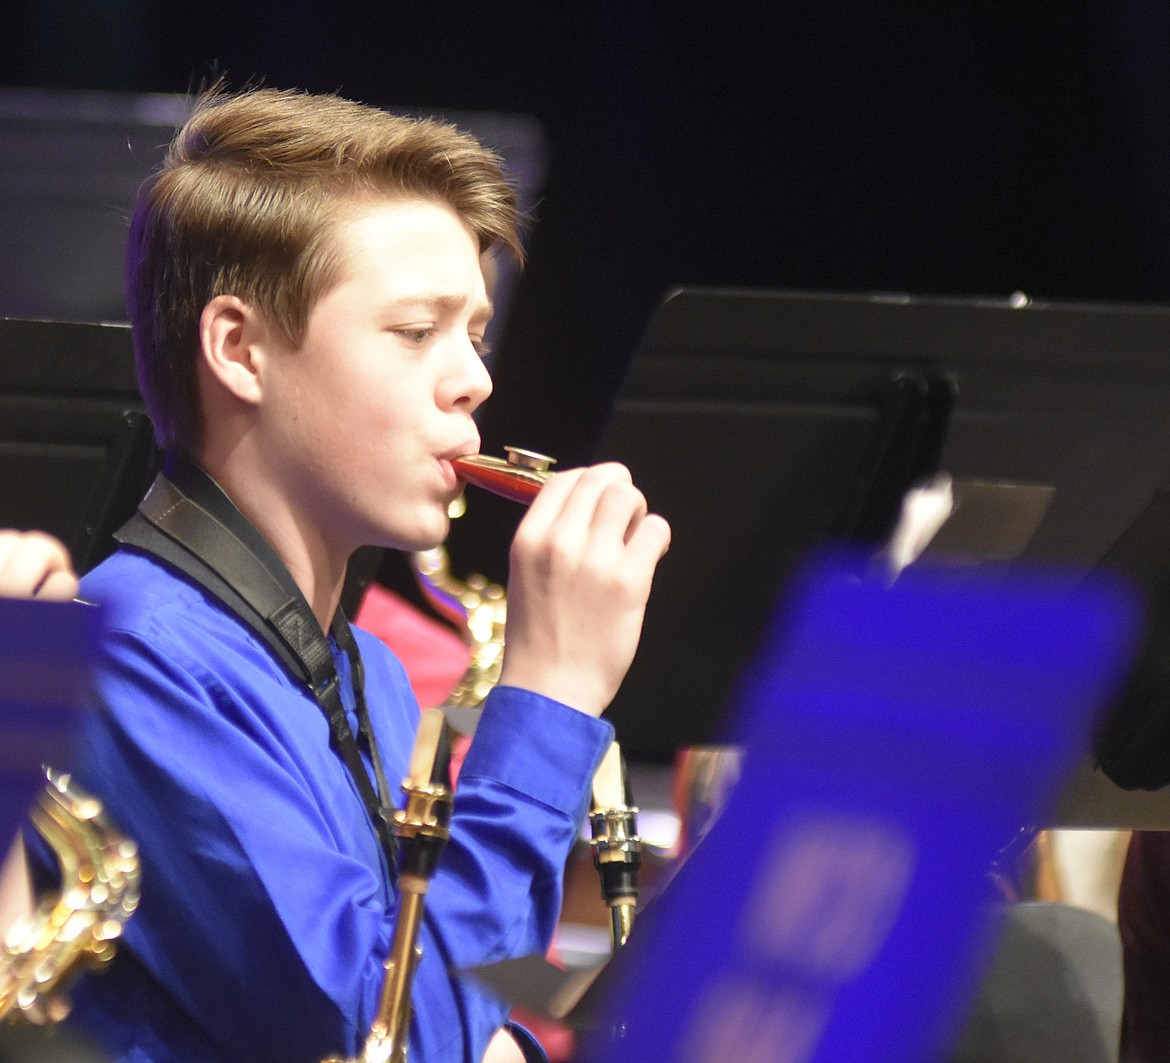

1,769,141,1025
411,548,506,720
325,708,453,1063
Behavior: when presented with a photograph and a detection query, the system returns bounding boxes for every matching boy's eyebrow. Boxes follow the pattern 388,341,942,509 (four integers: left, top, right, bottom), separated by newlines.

389,291,495,322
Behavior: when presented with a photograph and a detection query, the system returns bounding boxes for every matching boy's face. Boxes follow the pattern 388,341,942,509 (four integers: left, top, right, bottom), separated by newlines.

257,197,494,559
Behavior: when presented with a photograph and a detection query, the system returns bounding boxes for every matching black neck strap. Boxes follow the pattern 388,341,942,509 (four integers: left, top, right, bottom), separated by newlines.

114,455,398,875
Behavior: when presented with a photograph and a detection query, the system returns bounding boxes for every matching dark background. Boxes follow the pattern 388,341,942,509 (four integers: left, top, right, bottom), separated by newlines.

5,1,1170,579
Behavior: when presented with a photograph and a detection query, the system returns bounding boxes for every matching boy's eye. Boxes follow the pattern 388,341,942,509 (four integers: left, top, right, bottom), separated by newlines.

397,328,432,345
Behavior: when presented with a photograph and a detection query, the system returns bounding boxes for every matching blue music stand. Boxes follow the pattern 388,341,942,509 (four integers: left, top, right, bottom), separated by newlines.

0,597,102,842
577,551,1140,1062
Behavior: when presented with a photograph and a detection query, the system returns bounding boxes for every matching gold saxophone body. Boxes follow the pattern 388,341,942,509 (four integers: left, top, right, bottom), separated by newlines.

325,708,452,1063
411,545,506,717
0,769,141,1026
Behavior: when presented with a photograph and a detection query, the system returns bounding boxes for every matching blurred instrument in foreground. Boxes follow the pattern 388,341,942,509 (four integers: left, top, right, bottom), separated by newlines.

1,770,140,1025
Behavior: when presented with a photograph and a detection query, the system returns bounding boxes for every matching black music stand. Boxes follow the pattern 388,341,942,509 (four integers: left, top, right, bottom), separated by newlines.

0,318,159,575
595,288,1170,826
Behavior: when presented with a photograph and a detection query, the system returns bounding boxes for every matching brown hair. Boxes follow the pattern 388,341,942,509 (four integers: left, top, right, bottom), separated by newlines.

126,86,524,453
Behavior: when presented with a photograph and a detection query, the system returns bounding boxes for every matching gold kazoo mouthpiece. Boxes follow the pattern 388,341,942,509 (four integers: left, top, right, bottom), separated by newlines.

451,447,556,505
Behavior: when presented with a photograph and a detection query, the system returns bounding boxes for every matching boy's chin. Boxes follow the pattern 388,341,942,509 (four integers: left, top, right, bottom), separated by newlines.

389,516,451,555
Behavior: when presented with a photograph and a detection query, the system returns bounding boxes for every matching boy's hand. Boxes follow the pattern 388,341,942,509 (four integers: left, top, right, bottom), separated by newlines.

497,463,671,717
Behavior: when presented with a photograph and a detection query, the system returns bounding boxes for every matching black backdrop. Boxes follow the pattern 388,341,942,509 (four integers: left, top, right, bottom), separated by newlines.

5,2,1170,583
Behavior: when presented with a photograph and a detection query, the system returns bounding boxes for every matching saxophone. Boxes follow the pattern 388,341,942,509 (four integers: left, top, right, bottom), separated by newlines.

0,769,141,1025
411,542,506,719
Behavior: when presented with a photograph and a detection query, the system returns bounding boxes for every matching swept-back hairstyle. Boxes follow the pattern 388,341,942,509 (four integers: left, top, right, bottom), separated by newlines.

126,86,523,453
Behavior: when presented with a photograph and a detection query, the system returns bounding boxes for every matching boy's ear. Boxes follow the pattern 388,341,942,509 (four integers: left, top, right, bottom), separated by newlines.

198,295,267,405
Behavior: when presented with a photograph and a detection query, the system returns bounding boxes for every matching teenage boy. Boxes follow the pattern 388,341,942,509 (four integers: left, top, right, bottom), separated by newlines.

58,86,670,1063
